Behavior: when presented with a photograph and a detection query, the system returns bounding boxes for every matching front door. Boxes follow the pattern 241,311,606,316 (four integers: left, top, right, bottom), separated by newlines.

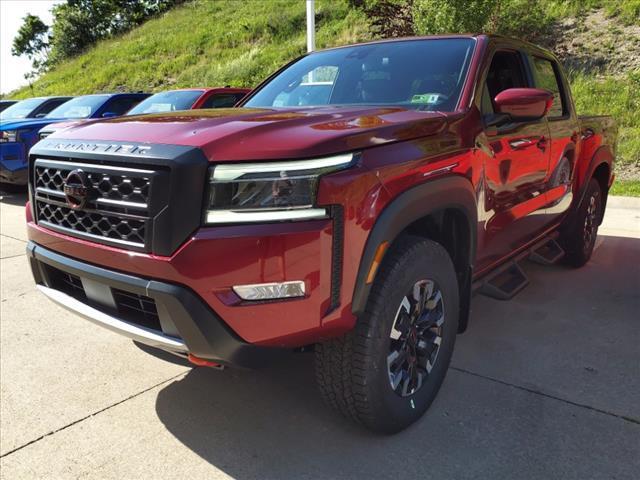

475,50,551,274
529,54,577,222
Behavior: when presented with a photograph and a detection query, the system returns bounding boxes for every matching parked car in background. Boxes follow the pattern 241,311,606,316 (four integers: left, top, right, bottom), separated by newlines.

38,87,251,140
25,35,617,433
0,96,72,121
128,87,250,113
1,93,149,185
0,100,18,113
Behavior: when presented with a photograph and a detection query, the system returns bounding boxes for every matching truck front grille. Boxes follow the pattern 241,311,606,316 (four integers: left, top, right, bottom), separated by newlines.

33,159,160,251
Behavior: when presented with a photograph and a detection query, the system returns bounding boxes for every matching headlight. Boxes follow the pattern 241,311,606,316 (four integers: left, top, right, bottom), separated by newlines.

0,130,18,143
204,153,354,224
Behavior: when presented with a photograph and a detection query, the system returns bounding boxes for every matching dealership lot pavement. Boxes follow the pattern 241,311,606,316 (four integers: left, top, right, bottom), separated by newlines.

1,189,639,479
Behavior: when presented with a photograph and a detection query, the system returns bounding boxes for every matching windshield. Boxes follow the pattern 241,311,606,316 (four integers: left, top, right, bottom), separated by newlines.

127,90,203,115
246,38,475,112
46,95,110,119
0,98,46,120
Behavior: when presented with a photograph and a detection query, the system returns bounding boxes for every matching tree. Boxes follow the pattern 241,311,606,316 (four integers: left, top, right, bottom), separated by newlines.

11,14,51,77
49,0,183,65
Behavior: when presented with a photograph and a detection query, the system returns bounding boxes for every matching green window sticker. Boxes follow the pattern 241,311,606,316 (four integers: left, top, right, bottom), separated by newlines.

411,93,440,104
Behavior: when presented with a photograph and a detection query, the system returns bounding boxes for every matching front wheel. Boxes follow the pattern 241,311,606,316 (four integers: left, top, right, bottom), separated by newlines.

315,237,459,433
561,178,603,268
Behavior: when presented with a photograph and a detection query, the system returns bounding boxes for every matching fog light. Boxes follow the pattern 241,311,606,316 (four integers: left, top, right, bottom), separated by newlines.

233,281,305,301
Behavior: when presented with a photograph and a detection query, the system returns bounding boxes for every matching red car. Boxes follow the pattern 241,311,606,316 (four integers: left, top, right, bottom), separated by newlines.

37,87,251,139
26,35,616,433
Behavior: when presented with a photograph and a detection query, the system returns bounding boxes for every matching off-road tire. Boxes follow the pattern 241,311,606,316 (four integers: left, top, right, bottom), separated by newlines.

315,236,459,433
561,178,602,268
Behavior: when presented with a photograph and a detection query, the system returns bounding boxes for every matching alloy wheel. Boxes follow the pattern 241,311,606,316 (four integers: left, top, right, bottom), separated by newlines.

387,279,445,397
583,193,599,252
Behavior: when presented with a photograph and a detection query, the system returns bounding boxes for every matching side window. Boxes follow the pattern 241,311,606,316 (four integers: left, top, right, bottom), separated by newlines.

105,97,142,116
233,92,248,104
480,84,494,116
531,56,566,118
201,94,243,109
484,51,527,104
37,99,68,116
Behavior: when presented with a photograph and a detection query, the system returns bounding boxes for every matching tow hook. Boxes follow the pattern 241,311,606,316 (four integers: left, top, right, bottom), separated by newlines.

188,354,225,370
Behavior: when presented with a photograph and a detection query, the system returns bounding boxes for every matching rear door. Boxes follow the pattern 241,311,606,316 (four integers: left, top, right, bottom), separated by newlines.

475,49,551,273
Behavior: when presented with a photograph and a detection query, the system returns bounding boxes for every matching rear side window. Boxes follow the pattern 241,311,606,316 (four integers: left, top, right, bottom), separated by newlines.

201,93,246,108
106,97,144,116
37,98,69,116
531,57,566,118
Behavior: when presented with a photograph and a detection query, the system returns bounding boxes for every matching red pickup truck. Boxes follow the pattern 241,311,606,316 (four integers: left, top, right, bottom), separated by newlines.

26,35,616,433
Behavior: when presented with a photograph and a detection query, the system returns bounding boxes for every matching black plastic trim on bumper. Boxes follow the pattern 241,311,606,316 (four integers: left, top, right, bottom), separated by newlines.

27,241,286,368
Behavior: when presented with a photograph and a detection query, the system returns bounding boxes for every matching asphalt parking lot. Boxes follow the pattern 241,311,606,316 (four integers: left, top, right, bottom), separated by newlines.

1,189,638,479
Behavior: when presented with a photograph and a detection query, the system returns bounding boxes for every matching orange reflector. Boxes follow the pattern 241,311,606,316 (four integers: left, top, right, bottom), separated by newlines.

188,354,222,369
366,241,389,284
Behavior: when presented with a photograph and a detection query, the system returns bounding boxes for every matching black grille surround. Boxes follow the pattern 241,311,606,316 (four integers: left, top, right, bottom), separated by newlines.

29,140,210,256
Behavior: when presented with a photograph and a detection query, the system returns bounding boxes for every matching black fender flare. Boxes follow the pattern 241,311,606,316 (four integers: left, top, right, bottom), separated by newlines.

351,175,477,316
565,145,614,229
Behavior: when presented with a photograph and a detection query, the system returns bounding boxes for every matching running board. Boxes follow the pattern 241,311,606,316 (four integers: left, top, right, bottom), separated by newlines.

477,261,529,301
528,238,565,265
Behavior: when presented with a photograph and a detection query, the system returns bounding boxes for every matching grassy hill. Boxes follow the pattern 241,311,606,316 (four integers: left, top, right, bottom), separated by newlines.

10,0,371,96
7,0,639,192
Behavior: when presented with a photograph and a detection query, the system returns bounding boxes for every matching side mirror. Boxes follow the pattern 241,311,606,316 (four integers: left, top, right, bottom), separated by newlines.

494,88,554,121
101,112,117,118
35,113,47,118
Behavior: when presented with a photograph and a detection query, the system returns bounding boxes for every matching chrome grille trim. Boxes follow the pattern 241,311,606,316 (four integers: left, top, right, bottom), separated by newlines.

33,158,158,251
35,186,149,209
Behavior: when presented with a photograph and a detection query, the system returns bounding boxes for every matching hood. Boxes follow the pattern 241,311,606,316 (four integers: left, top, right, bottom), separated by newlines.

48,106,449,161
0,117,69,131
40,119,88,134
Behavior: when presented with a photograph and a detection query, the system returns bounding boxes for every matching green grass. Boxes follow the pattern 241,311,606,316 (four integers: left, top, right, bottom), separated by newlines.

543,0,640,25
570,71,640,168
10,0,371,98
610,180,640,197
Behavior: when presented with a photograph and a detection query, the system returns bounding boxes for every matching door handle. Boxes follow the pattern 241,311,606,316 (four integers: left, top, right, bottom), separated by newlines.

536,136,547,151
509,138,536,149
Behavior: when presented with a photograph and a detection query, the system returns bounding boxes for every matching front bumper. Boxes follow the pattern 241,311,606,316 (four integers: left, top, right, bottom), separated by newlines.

27,242,286,368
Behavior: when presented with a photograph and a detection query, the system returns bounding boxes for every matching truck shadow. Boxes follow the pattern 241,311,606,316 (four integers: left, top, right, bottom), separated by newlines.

154,234,640,479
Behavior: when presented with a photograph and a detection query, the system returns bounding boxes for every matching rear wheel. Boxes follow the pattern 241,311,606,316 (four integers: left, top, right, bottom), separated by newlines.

561,178,602,268
315,236,459,433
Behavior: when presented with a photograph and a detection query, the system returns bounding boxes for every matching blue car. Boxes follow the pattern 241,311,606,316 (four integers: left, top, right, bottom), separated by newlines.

0,93,149,185
0,100,19,113
0,96,73,122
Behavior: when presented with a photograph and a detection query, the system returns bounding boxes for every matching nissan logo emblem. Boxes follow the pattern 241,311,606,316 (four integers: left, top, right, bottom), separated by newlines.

63,170,91,209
